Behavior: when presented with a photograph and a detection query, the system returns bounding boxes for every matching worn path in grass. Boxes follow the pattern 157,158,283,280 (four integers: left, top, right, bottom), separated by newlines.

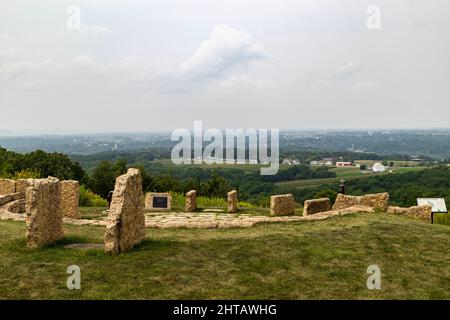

0,206,374,229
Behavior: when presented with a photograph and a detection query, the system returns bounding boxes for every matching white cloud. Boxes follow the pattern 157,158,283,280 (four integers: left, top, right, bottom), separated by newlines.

72,55,94,66
353,81,378,91
180,25,266,79
80,24,110,35
0,61,39,82
332,61,360,80
155,24,266,92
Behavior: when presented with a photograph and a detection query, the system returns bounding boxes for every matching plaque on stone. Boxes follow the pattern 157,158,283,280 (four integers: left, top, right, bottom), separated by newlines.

145,192,171,211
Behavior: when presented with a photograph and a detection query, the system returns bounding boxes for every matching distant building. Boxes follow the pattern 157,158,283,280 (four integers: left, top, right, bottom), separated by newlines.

310,158,334,166
372,162,386,173
283,158,300,165
336,161,353,167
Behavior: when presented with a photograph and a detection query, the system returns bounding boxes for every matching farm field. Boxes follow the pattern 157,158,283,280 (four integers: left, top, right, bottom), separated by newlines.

276,166,426,191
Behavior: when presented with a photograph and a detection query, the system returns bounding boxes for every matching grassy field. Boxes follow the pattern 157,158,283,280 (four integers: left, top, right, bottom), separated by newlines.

0,213,449,299
276,166,426,191
152,159,292,172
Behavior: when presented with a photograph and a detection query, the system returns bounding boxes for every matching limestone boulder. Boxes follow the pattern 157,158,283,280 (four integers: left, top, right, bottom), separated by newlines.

387,205,432,222
303,198,331,216
0,179,16,195
104,168,145,254
270,194,296,216
332,193,389,211
185,190,197,213
26,178,63,248
60,180,80,219
227,190,238,213
16,179,34,196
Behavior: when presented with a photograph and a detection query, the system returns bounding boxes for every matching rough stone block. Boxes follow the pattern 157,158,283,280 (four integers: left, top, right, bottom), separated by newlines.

105,168,145,254
185,190,197,213
303,198,331,216
0,179,16,195
332,193,389,211
270,194,296,216
16,179,34,196
26,178,63,248
0,192,24,206
227,190,238,213
5,199,26,213
387,205,432,222
60,180,80,219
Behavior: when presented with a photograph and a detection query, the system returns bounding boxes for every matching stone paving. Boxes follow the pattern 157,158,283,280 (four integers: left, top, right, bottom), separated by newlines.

0,205,375,229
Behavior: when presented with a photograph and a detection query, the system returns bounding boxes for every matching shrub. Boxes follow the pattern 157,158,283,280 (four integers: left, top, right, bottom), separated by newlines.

238,201,257,208
171,192,227,208
314,189,338,204
79,185,108,207
11,169,42,179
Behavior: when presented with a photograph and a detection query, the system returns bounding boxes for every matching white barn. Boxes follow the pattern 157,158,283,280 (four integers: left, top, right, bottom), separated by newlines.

372,162,386,173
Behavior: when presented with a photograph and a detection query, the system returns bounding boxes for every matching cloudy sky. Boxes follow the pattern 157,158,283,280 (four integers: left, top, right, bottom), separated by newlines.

0,0,449,133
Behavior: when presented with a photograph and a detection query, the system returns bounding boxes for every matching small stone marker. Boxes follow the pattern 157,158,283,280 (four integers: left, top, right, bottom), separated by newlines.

60,180,80,219
26,177,64,248
145,192,171,211
270,194,296,216
303,198,331,216
104,168,145,255
227,190,238,213
185,190,197,213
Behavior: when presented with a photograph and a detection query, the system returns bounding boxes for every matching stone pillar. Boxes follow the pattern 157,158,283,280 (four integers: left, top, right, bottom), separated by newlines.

270,194,296,216
25,178,63,248
303,198,331,216
0,179,16,195
60,180,80,219
227,190,238,213
105,168,146,255
185,190,197,213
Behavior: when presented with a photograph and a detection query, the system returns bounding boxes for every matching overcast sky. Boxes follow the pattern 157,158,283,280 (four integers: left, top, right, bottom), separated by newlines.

0,0,449,133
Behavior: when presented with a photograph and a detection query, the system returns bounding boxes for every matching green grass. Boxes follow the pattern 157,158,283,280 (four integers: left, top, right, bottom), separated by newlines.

79,207,108,220
171,192,227,208
434,213,450,225
0,213,449,299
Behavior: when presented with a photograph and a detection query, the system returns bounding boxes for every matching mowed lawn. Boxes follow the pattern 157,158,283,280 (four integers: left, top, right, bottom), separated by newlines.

0,213,449,299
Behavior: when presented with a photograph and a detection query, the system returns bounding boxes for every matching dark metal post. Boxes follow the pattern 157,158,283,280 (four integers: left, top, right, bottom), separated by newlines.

339,179,346,195
107,191,113,208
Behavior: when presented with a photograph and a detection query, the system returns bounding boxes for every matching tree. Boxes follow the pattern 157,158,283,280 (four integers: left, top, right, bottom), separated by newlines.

314,189,338,204
113,158,128,176
200,174,232,197
89,161,116,198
